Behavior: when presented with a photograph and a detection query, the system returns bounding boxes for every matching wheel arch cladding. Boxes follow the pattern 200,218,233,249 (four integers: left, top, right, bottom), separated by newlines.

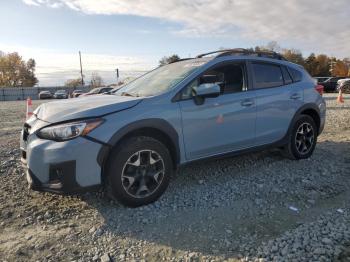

300,108,321,134
97,118,180,173
286,104,321,140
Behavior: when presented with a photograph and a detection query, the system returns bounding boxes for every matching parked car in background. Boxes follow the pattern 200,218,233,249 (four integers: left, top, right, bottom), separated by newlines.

53,90,68,99
38,91,52,99
315,77,329,84
337,78,350,94
315,76,346,92
105,86,123,95
72,90,84,98
80,87,113,97
21,48,326,207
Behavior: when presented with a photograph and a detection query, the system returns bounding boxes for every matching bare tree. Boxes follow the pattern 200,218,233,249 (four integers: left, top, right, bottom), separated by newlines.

90,72,104,88
159,54,180,66
65,78,82,88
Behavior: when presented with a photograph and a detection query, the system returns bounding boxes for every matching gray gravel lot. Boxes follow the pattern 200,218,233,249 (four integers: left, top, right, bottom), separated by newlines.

0,94,349,261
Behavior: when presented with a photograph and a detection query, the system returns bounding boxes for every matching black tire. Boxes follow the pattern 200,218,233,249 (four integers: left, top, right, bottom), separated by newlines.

283,115,317,160
105,136,173,207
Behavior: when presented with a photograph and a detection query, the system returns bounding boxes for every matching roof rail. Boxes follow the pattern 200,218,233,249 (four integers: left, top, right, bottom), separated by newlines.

196,48,246,58
168,58,193,64
196,48,287,61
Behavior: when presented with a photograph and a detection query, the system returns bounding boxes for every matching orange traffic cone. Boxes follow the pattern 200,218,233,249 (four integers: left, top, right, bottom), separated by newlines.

337,89,344,103
26,97,33,119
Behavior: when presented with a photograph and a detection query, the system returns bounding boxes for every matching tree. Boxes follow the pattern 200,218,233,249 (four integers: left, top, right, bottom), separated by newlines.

314,54,331,76
332,60,348,77
281,49,305,66
264,41,281,52
65,78,82,88
251,42,350,77
159,54,180,66
254,42,306,66
90,72,104,88
304,53,318,76
344,58,350,77
0,52,38,87
23,58,37,86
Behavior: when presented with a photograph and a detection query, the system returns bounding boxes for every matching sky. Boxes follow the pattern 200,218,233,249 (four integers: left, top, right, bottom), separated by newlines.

0,0,349,86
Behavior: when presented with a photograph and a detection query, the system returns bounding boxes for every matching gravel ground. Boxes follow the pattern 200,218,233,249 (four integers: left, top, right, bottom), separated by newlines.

0,94,349,262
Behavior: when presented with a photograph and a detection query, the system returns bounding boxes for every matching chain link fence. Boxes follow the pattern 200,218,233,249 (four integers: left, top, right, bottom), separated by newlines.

0,86,92,101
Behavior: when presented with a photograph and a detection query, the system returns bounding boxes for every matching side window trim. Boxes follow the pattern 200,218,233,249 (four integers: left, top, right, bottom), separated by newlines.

174,60,249,102
281,65,293,85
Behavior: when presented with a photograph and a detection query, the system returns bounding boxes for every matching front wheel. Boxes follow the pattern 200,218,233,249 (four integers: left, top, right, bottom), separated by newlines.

105,136,173,207
283,115,317,160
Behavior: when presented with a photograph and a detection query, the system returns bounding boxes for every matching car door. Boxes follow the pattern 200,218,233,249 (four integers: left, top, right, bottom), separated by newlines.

250,61,300,145
177,62,256,160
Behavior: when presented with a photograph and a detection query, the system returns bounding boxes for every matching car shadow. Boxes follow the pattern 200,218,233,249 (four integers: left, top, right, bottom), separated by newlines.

83,140,350,259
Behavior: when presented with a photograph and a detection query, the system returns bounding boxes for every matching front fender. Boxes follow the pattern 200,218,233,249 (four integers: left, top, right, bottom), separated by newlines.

96,118,180,168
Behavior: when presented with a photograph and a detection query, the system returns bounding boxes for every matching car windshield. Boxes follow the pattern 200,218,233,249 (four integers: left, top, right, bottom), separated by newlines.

56,90,65,93
114,59,207,97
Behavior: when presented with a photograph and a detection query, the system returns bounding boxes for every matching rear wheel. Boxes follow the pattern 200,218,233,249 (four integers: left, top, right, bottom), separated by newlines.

283,115,317,160
106,136,173,207
343,85,350,94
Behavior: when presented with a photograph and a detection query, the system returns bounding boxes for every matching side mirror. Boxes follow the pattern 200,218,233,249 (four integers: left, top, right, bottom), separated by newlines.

192,83,220,105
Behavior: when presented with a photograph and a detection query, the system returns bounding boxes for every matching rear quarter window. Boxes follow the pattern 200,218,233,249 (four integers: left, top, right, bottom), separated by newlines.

288,67,303,82
281,66,293,84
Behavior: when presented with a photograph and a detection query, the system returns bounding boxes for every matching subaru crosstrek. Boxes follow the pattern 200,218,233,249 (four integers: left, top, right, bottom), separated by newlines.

20,49,326,207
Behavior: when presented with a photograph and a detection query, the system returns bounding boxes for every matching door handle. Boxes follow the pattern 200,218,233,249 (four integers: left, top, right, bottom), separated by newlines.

290,93,301,100
241,99,254,107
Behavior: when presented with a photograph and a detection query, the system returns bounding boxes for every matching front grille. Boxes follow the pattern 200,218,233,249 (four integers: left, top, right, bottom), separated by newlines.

23,123,31,142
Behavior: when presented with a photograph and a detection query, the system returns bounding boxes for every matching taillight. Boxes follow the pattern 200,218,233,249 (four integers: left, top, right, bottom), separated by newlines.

315,85,324,96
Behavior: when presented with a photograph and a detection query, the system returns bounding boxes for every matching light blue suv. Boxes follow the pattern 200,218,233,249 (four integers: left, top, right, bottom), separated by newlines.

20,49,326,207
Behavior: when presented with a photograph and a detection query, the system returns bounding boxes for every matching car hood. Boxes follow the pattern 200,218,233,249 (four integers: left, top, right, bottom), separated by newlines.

34,95,142,123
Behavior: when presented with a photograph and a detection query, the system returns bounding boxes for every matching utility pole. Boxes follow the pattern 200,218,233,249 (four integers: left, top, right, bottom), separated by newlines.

115,68,119,85
79,51,84,86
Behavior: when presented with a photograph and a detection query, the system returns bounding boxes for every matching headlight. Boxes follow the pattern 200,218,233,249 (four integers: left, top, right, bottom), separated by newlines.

37,119,104,141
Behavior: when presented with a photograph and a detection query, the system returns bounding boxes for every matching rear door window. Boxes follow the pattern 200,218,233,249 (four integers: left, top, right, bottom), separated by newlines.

252,63,284,89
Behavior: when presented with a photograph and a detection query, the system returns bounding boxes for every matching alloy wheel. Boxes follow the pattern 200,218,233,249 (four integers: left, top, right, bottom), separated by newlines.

121,150,165,198
295,122,315,155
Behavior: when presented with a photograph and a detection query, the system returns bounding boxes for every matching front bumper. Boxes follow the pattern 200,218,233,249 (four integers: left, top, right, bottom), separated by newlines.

25,163,100,193
21,123,103,194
